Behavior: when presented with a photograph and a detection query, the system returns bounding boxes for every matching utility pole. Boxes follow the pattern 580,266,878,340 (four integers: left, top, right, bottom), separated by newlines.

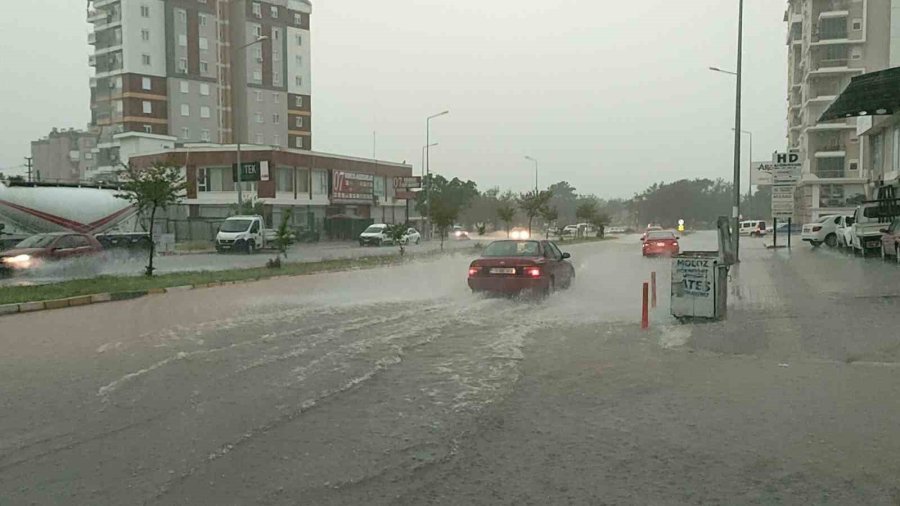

24,157,33,183
731,0,744,262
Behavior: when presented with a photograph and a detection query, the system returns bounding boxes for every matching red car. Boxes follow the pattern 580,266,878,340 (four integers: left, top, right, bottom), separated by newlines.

881,218,900,262
467,240,575,296
642,230,680,257
0,232,104,273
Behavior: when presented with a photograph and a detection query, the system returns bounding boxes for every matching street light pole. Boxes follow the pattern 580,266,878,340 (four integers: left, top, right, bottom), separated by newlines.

425,110,449,240
233,36,269,208
734,128,752,200
525,156,538,193
732,0,744,262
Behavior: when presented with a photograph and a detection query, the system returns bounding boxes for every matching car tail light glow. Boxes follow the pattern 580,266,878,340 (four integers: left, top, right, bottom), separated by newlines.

526,267,541,278
468,267,480,277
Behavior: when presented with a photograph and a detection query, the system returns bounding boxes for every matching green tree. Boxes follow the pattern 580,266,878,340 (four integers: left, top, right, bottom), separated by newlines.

385,222,409,256
517,190,553,236
116,162,187,276
417,174,478,249
496,200,516,238
274,209,294,259
230,197,265,217
540,206,558,239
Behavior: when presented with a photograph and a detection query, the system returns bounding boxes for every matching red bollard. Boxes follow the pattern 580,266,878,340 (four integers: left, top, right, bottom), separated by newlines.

641,282,650,330
651,272,657,309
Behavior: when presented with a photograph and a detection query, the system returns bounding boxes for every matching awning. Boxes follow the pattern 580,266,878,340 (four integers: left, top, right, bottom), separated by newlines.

819,66,900,122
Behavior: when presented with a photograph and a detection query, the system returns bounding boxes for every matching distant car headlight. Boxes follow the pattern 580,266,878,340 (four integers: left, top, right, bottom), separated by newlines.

2,254,33,268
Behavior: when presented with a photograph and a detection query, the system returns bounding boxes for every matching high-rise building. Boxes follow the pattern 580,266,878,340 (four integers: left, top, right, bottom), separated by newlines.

87,0,312,175
785,0,894,222
30,128,98,183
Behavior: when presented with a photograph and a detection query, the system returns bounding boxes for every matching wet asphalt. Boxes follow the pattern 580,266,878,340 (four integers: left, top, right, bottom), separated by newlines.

3,232,900,504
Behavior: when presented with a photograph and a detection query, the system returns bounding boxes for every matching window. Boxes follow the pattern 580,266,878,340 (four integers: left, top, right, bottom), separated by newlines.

140,4,150,17
115,100,123,113
143,124,153,133
207,167,228,191
142,101,152,114
200,83,210,96
255,90,263,102
295,136,304,149
374,176,386,197
178,58,188,73
817,157,845,178
273,93,280,104
253,46,263,60
200,106,210,118
272,113,280,124
276,167,294,193
270,6,278,18
199,13,208,27
199,37,209,51
114,28,122,44
819,17,848,40
312,169,327,194
296,34,303,46
255,112,263,123
295,116,304,128
273,29,280,41
200,61,209,73
295,55,302,66
178,34,188,47
177,9,187,24
180,80,190,93
201,129,211,142
296,168,309,192
252,2,262,18
197,167,209,192
273,70,280,83
181,104,190,116
142,54,151,66
141,29,150,41
274,134,281,145
254,25,263,38
295,96,303,107
295,75,302,87
181,127,190,138
141,77,151,90
252,70,262,82
255,133,264,143
84,152,94,160
273,49,280,62
294,13,302,26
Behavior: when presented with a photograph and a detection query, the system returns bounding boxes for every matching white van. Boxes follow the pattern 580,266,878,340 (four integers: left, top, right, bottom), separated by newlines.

739,220,767,237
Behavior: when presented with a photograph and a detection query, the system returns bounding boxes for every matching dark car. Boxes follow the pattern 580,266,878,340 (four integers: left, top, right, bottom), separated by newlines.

467,240,575,296
881,218,900,262
0,232,104,273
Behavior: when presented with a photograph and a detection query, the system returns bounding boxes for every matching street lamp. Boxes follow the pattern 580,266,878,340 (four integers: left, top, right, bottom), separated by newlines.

733,128,752,200
708,0,745,263
425,110,449,239
234,35,269,207
421,143,438,179
524,156,538,193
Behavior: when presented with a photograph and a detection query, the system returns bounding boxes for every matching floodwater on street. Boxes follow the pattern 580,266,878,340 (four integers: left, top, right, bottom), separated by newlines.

5,231,900,504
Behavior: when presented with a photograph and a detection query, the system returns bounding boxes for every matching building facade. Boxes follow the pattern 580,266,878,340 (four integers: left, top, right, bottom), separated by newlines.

87,0,312,178
785,0,894,222
29,128,98,183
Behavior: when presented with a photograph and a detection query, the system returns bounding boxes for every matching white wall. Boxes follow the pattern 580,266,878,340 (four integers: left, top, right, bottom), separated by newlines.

891,0,900,66
121,0,166,77
115,133,177,165
286,26,311,96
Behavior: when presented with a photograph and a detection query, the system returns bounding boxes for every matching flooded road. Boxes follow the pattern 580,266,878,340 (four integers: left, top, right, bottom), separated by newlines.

4,232,900,504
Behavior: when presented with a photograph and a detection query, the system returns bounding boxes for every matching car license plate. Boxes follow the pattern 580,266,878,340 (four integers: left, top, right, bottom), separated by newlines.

490,268,516,275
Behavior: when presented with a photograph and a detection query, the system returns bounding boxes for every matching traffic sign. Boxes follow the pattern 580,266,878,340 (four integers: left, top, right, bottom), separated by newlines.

771,185,795,220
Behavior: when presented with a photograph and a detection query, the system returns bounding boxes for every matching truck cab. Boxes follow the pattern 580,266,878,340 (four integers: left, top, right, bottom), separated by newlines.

216,215,272,253
848,204,886,255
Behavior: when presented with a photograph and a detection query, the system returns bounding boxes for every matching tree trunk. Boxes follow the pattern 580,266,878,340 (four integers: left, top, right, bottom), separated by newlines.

506,224,510,238
146,206,157,277
440,229,444,251
527,216,534,236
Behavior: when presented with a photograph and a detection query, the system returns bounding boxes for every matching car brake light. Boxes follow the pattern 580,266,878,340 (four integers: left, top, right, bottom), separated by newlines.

812,226,822,232
468,267,480,277
526,267,541,278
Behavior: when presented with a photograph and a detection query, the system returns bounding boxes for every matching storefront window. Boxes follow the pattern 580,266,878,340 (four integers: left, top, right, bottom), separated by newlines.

296,168,309,193
276,167,294,194
373,176,386,197
312,169,328,195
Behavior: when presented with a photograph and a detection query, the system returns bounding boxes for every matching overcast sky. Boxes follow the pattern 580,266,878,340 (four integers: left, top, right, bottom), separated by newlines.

0,0,787,198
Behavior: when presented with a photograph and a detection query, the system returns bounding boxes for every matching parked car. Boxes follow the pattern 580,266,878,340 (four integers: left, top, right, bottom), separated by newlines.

847,203,888,256
359,223,390,246
0,232,104,273
801,215,842,248
835,215,855,249
467,239,574,296
739,220,767,237
215,215,277,253
403,228,421,245
561,225,579,237
881,218,900,262
641,230,680,257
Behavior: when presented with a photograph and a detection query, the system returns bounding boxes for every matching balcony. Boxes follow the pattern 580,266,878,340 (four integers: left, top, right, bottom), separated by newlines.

89,54,97,67
807,118,857,131
92,0,120,7
814,150,846,158
87,10,105,23
88,31,96,45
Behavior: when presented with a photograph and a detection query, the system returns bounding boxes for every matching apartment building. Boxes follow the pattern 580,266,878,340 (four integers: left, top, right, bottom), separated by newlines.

785,0,893,222
87,0,312,177
30,128,98,182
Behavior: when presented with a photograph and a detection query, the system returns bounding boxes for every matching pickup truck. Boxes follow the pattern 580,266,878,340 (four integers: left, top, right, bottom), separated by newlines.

215,215,277,253
847,204,887,256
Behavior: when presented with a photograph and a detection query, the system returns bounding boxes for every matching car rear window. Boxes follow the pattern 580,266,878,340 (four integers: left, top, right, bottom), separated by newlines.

646,231,675,240
483,241,541,257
